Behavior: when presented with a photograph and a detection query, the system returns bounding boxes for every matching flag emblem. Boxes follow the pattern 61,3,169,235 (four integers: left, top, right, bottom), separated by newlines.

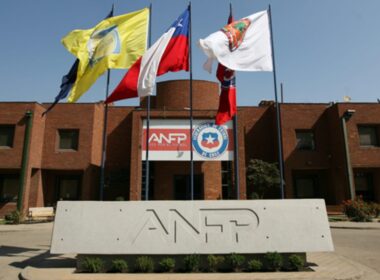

201,132,220,149
87,25,121,67
192,122,229,159
221,18,251,51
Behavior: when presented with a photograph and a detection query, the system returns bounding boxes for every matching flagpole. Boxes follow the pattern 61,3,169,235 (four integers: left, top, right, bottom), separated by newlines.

144,3,153,201
188,2,194,200
268,5,285,199
100,69,111,201
229,3,240,200
99,4,114,201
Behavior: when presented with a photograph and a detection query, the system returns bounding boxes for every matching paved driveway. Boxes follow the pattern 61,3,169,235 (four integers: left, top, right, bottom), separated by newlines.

331,227,380,273
0,223,75,280
1,222,379,279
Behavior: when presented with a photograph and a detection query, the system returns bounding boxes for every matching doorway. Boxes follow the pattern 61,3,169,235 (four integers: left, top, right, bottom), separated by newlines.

173,174,203,200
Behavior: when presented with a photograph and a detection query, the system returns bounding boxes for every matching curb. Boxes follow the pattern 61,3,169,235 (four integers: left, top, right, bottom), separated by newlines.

19,266,363,280
330,226,380,230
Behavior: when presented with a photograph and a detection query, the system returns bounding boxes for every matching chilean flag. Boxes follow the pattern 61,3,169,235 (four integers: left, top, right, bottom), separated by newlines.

106,8,189,103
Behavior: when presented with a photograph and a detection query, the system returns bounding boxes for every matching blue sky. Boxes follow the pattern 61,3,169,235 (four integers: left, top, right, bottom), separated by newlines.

0,0,379,106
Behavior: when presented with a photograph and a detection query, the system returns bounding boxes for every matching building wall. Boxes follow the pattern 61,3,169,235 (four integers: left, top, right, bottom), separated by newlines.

1,80,380,217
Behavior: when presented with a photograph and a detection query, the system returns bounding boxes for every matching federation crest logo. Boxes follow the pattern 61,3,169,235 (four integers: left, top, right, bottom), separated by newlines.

192,122,229,159
221,18,251,52
88,25,120,67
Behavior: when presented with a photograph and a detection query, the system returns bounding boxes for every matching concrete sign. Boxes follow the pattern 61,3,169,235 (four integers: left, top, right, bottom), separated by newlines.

50,199,333,255
142,119,234,161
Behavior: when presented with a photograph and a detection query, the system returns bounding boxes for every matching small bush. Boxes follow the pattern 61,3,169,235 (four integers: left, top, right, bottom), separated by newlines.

248,192,260,199
135,256,154,273
159,257,175,272
368,202,380,218
247,259,263,272
207,255,224,272
183,254,201,272
5,210,21,225
115,196,125,201
342,197,372,222
226,253,245,272
111,259,128,273
287,254,304,271
81,257,105,273
264,252,283,271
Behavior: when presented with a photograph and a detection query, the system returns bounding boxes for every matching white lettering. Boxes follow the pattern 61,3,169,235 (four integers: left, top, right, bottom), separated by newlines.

149,133,187,144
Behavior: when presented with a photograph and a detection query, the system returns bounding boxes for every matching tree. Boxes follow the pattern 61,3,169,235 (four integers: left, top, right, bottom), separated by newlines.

246,159,280,198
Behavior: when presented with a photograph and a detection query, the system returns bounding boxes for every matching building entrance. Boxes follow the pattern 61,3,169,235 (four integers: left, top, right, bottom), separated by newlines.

174,174,203,200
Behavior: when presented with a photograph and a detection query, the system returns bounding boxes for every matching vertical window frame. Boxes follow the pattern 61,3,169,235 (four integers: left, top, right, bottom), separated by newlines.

0,125,15,148
295,129,316,151
357,125,379,147
57,129,80,151
0,174,19,203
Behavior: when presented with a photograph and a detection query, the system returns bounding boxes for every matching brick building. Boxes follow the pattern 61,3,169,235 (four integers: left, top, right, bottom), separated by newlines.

1,80,379,217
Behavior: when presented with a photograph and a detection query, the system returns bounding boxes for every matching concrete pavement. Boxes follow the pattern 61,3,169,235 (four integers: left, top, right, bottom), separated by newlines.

19,252,379,280
1,221,380,280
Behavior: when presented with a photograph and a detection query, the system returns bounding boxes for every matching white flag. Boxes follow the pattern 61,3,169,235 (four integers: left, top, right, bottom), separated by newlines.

199,10,273,72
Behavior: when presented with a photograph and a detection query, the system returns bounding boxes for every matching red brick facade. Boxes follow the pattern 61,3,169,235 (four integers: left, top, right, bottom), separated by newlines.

0,80,379,217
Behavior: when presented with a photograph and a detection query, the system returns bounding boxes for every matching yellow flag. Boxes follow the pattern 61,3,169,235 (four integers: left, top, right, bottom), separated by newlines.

62,8,149,103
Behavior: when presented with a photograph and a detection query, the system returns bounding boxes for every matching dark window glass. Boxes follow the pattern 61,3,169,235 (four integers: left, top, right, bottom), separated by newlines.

358,126,379,147
174,175,203,200
221,161,233,199
294,176,317,198
57,176,80,200
354,172,374,201
141,162,154,200
0,175,19,202
58,129,79,150
296,130,315,150
0,125,15,148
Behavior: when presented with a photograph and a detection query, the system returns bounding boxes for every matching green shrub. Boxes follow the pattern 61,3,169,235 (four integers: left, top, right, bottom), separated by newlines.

247,259,263,272
111,259,128,273
115,196,125,201
368,202,380,218
135,256,154,273
5,210,21,225
248,192,260,200
287,254,304,271
207,255,224,272
183,254,201,272
158,257,175,272
226,253,245,272
81,257,105,273
342,197,372,222
264,252,283,271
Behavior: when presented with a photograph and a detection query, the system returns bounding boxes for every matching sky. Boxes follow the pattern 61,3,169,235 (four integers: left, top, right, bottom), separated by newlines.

0,0,380,107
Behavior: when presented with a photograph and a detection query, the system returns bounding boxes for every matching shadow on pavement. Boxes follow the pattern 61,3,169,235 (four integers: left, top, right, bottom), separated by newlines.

0,245,40,256
1,247,76,269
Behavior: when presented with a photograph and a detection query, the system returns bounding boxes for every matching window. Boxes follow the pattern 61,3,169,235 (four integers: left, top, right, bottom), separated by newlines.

295,130,315,150
354,172,374,201
0,125,15,148
58,129,79,150
0,175,19,202
141,162,154,199
358,126,379,147
221,161,233,199
56,176,81,200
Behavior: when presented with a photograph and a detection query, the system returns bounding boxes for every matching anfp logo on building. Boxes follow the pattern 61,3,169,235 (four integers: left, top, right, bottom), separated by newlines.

142,119,233,161
192,122,229,159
